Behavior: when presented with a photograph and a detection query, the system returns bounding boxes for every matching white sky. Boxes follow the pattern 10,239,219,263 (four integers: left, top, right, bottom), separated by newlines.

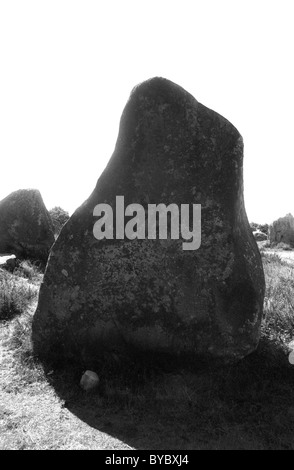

0,0,293,224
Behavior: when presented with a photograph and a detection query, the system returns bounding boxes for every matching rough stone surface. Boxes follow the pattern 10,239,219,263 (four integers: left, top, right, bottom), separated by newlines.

0,189,55,262
253,230,267,241
32,77,265,365
269,213,294,247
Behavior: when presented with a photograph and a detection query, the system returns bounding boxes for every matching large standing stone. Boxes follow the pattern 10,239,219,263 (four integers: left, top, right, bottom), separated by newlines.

32,77,265,365
269,213,294,247
0,189,55,262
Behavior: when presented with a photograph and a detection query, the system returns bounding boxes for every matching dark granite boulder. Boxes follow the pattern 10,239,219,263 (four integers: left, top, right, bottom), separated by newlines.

32,77,265,365
0,189,54,263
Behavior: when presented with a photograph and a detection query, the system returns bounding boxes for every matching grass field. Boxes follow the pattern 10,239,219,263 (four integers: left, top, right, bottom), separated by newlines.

1,252,294,450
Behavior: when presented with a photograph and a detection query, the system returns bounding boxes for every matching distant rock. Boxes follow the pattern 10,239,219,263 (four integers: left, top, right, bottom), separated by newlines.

0,189,55,262
269,213,294,247
253,230,267,241
33,77,265,366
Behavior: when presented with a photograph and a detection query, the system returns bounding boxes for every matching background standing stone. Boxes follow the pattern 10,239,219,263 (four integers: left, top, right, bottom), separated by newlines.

0,189,54,263
269,213,294,247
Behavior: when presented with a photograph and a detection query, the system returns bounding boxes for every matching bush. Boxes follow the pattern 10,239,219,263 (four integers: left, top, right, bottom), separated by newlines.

49,206,69,236
250,222,269,235
259,224,269,235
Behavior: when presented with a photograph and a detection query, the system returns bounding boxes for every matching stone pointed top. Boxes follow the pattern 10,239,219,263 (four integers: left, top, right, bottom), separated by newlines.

130,76,196,101
115,76,241,154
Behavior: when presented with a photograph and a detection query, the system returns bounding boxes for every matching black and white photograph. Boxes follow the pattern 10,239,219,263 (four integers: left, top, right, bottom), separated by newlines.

0,0,294,453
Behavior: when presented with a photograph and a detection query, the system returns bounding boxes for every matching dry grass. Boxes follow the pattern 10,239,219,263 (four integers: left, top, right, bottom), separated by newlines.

0,301,133,450
0,263,40,321
262,252,294,344
1,251,294,450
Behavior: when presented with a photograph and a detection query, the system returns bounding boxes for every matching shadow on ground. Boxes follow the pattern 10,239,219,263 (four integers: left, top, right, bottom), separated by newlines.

46,340,294,450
